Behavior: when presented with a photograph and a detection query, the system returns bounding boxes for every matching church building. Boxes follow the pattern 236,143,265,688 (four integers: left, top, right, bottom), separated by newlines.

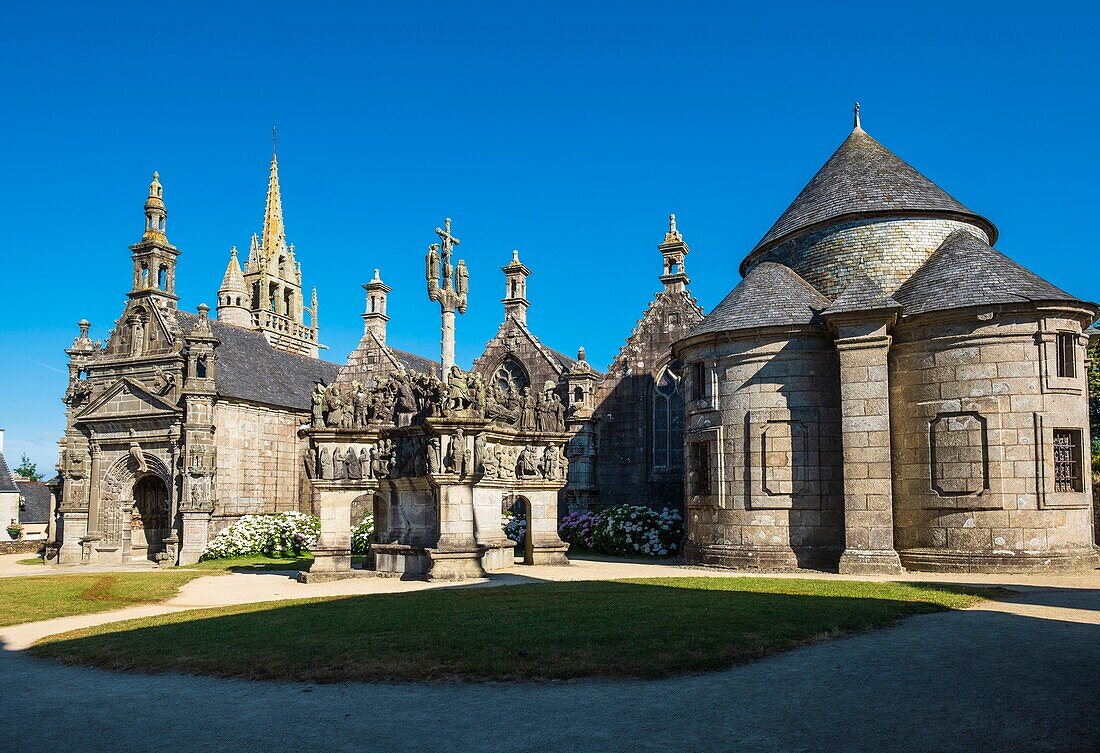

674,108,1099,573
55,153,339,566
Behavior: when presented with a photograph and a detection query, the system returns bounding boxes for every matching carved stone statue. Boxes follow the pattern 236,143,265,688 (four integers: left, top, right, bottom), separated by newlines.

319,447,333,480
346,447,362,480
129,443,148,474
473,432,487,475
543,445,560,480
444,429,466,476
520,388,536,430
311,383,326,428
518,444,540,478
352,384,368,428
359,447,371,479
443,366,473,416
333,446,347,481
393,372,417,427
456,259,469,297
151,366,176,395
427,437,441,474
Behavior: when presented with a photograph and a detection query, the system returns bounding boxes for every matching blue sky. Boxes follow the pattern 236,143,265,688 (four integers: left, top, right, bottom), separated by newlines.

0,1,1097,473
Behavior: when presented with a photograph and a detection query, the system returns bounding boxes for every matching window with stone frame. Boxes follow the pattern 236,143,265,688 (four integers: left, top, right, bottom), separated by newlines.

1053,429,1083,493
688,441,711,497
690,361,706,401
1056,332,1077,378
494,357,529,393
652,362,684,470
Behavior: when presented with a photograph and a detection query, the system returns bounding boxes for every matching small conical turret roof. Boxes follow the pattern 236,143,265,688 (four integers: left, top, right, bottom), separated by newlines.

689,262,830,337
744,122,997,271
219,247,246,294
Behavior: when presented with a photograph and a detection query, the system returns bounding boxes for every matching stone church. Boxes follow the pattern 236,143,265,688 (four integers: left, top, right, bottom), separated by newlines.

674,107,1099,573
54,155,339,565
50,109,1098,574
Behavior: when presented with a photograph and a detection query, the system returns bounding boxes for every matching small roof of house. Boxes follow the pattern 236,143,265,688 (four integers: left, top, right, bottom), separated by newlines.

745,127,997,268
689,262,830,337
16,481,50,524
893,229,1087,317
0,451,17,494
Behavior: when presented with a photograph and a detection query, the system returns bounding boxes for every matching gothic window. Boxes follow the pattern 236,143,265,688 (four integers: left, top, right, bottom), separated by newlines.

494,357,529,393
1056,333,1077,378
1053,429,1082,493
652,362,684,469
689,441,711,496
158,265,167,290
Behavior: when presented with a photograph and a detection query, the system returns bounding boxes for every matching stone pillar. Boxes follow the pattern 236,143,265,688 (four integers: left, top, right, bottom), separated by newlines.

178,512,211,566
833,317,903,575
526,489,569,565
82,443,103,556
58,511,87,563
429,482,485,580
440,309,455,383
310,491,353,574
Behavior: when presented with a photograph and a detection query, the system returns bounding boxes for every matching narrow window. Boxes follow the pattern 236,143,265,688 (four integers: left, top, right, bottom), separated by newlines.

158,266,167,290
573,386,583,403
1053,429,1082,492
689,442,711,496
196,356,208,379
691,362,706,401
1056,332,1077,378
652,363,684,470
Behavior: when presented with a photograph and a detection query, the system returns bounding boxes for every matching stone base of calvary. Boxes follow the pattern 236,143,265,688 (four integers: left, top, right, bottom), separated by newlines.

301,218,570,581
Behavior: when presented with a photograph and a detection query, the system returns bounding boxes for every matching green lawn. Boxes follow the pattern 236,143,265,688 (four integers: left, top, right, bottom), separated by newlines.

185,554,315,572
0,572,208,628
30,577,999,682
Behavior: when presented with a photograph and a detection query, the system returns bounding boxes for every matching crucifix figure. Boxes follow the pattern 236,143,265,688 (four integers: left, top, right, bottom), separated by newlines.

426,217,468,383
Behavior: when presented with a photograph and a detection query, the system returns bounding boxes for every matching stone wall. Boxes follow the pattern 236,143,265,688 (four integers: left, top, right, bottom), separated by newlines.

213,399,309,530
890,306,1098,571
677,328,845,568
751,217,988,299
591,290,703,511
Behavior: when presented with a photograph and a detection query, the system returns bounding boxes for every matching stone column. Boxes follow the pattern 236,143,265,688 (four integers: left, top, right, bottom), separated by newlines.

832,316,903,574
178,511,212,566
440,309,455,383
83,443,103,553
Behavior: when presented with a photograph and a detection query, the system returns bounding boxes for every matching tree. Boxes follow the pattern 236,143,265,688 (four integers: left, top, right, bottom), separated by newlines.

13,453,43,481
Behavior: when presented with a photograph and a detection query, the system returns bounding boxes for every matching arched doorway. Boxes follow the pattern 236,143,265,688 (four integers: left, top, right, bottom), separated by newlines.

507,495,534,565
131,475,170,561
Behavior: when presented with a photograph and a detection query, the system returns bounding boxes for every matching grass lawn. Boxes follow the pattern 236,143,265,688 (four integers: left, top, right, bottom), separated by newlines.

17,557,45,566
184,554,315,573
30,577,999,682
0,571,207,628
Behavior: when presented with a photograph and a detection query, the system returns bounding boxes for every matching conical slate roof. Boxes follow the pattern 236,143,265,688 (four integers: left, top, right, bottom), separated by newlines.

218,247,246,294
893,229,1084,317
690,262,830,337
746,127,998,264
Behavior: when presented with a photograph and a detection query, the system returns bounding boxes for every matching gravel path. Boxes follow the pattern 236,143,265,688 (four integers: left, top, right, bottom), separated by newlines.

1,563,1098,752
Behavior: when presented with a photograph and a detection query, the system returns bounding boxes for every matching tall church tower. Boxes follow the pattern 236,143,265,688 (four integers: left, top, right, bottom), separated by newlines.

234,144,321,357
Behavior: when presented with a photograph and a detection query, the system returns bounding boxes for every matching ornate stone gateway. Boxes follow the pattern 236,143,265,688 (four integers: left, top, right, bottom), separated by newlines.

301,219,570,581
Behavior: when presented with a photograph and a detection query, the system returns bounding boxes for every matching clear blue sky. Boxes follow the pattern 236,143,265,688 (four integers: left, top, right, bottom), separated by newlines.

1,1,1097,474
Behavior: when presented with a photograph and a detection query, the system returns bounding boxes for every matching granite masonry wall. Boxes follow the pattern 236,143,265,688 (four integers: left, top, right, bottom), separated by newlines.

213,400,309,532
679,329,845,569
890,307,1098,571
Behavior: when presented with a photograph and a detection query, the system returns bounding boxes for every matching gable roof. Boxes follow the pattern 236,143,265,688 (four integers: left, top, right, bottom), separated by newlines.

0,451,18,494
690,262,830,337
745,127,997,267
176,312,340,410
16,481,50,524
893,229,1087,317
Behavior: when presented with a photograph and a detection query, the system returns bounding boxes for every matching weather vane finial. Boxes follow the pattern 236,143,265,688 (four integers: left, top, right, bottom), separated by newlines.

853,101,861,130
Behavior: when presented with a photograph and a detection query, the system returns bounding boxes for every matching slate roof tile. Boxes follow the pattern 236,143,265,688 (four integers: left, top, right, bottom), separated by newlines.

747,128,997,265
690,262,830,337
0,452,17,494
822,275,900,317
893,229,1088,317
16,481,50,524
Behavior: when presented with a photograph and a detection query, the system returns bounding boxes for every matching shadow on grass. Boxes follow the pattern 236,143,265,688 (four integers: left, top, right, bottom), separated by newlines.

29,577,1005,683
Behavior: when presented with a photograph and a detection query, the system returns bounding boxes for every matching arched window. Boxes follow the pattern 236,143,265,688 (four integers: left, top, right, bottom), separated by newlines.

158,265,167,290
494,357,529,393
573,386,583,403
652,361,684,470
141,263,149,287
196,355,208,378
235,296,241,306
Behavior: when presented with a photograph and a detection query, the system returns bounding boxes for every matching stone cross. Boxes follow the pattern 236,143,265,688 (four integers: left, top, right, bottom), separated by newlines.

426,217,468,383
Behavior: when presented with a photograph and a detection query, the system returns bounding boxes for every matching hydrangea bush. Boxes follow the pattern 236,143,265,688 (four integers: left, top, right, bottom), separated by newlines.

558,511,601,549
502,509,527,545
559,505,683,557
351,513,374,556
200,512,320,561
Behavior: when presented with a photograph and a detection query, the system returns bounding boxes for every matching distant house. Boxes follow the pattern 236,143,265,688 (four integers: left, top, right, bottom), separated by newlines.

15,478,52,540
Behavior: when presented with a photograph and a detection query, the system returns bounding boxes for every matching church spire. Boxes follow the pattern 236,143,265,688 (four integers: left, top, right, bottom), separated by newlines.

261,146,287,258
658,212,690,292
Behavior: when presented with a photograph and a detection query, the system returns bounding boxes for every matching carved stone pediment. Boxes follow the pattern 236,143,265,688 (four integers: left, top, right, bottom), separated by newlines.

76,377,181,423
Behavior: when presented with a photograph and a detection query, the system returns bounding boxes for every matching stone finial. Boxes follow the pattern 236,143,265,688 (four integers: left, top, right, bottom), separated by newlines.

197,303,209,320
372,268,381,282
578,346,586,362
664,213,683,244
853,101,861,130
78,319,91,338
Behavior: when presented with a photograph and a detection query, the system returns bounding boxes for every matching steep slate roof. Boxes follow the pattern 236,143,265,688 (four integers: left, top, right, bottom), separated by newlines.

893,229,1086,317
746,127,998,265
16,481,50,524
690,262,830,337
822,275,900,317
0,451,17,494
390,348,439,375
176,312,340,410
